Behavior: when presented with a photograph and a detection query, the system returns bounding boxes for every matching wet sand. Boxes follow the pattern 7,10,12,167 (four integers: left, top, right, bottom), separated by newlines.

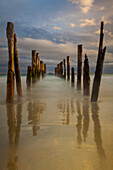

0,75,113,170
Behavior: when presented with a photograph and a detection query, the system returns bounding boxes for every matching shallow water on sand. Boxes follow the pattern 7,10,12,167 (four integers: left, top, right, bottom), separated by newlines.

0,75,113,170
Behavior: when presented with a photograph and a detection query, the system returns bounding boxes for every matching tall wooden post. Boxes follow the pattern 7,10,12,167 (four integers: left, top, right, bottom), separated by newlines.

83,54,90,96
32,50,36,83
63,59,66,79
67,56,70,80
77,45,83,90
91,21,106,102
71,67,75,83
36,53,40,78
26,66,32,88
6,22,14,103
14,34,22,96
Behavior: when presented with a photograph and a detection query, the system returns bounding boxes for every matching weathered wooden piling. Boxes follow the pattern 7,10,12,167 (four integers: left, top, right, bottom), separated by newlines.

57,64,60,75
63,59,66,78
44,64,46,74
32,50,37,82
26,66,32,88
67,56,70,80
60,61,63,77
91,21,106,102
77,45,83,90
83,54,90,96
40,61,44,77
55,67,57,75
36,53,40,78
71,67,75,83
6,22,15,103
14,34,22,96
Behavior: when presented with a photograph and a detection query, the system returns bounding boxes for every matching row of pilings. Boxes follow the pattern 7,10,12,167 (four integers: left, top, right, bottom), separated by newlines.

26,50,46,88
55,50,90,96
6,22,47,103
55,21,106,102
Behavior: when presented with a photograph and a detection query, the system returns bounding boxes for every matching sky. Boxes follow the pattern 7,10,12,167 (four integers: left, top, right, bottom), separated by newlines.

0,0,113,74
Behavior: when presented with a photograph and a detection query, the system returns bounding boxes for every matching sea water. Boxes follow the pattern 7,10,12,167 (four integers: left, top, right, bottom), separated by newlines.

0,74,113,170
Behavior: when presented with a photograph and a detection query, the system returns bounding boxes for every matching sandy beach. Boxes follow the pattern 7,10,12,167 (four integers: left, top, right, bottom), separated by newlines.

0,74,113,170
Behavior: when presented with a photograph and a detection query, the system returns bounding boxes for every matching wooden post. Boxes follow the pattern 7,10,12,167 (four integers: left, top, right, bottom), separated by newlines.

26,66,32,88
91,21,106,102
32,50,36,83
77,45,83,90
83,54,90,96
57,64,60,75
71,67,75,83
6,22,14,103
40,61,44,77
57,64,58,75
63,59,66,79
60,61,63,77
55,67,57,75
44,64,46,74
36,53,40,78
67,56,70,80
14,34,22,96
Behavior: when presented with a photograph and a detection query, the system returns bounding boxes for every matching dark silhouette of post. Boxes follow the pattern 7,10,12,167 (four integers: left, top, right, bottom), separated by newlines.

26,66,32,88
57,64,60,75
91,21,106,102
32,50,36,83
77,45,83,90
14,34,22,96
63,59,66,79
44,64,46,74
83,54,90,96
67,56,70,80
71,67,75,83
40,61,44,77
6,22,15,103
36,53,40,78
55,67,57,75
60,61,63,77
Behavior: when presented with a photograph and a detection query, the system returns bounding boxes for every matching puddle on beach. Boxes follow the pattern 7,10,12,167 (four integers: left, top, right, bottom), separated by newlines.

0,75,113,170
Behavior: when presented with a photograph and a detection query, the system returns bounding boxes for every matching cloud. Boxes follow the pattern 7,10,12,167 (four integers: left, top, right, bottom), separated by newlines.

68,0,94,13
80,19,96,27
100,6,105,10
94,29,113,38
70,23,76,28
101,16,112,25
53,26,62,30
18,37,76,59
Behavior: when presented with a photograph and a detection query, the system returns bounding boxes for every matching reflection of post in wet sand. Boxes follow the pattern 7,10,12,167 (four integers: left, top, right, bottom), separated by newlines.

6,103,22,170
76,101,82,146
27,101,46,136
57,99,76,125
70,98,75,115
66,99,70,125
82,100,90,142
15,104,22,144
57,100,66,124
91,103,106,160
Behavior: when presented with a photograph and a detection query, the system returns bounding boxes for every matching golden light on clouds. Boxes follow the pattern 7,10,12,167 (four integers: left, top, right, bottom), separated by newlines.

68,0,94,13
